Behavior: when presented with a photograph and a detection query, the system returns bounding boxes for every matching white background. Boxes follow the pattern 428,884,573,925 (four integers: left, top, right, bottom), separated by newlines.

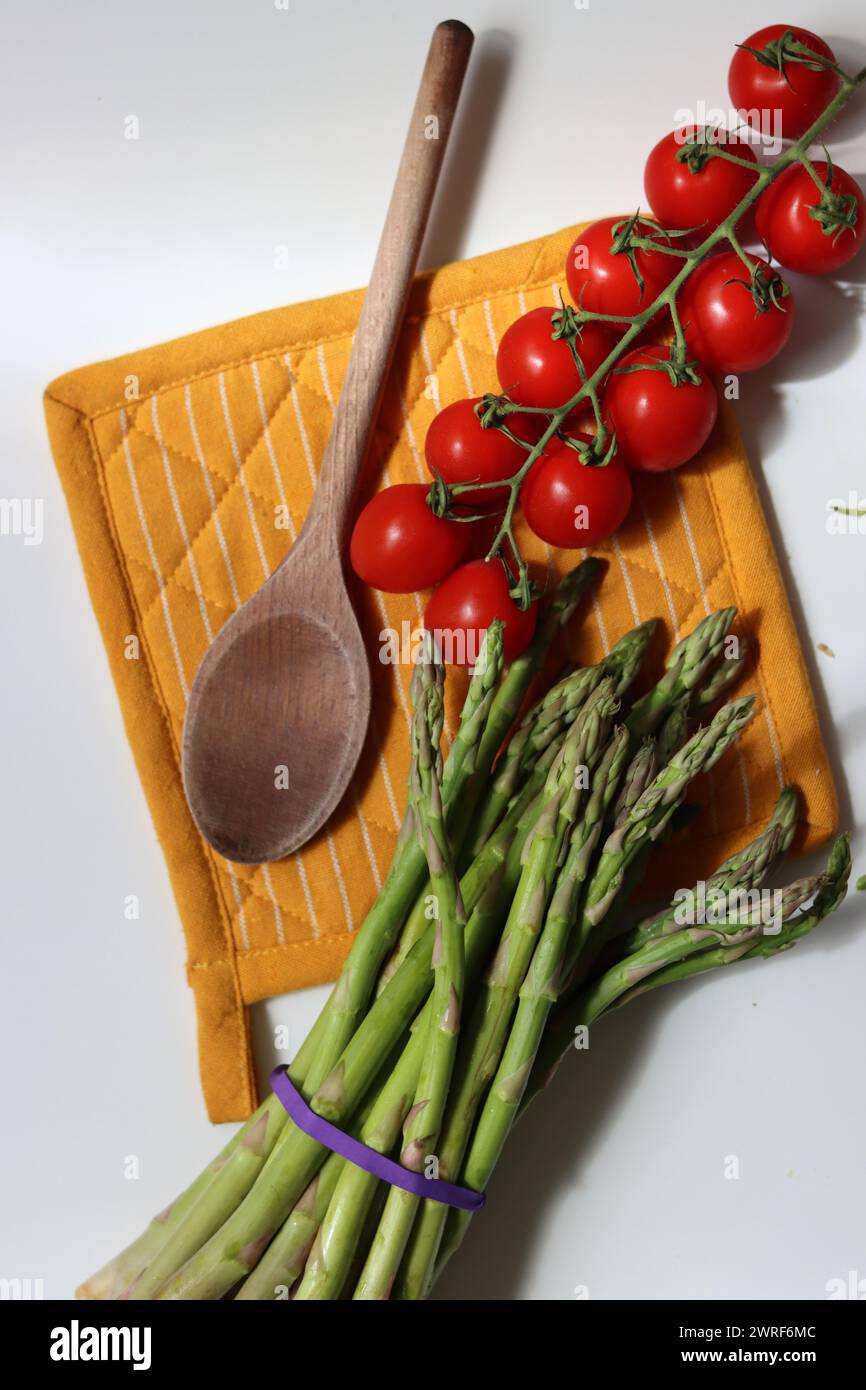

1,0,864,1301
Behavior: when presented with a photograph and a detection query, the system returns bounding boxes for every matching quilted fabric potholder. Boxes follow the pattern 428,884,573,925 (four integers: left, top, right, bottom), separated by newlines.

45,221,837,1120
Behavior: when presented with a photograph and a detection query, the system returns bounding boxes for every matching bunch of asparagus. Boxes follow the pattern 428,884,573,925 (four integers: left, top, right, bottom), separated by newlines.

80,559,851,1301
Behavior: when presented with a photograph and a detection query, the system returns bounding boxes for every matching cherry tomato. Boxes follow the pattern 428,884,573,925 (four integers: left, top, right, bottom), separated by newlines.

756,161,866,275
678,252,795,374
496,307,617,408
728,25,840,141
424,559,537,667
602,346,718,473
350,484,469,593
424,397,539,506
644,127,759,234
565,216,678,326
521,436,633,549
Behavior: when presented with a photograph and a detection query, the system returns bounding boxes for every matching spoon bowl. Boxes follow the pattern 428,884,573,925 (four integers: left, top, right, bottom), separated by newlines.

183,552,370,862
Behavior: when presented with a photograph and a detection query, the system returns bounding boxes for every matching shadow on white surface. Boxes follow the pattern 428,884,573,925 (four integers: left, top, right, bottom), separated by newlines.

420,29,516,271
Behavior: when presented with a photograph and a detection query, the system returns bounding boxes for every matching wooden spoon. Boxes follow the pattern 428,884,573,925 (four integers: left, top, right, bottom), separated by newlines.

182,20,474,864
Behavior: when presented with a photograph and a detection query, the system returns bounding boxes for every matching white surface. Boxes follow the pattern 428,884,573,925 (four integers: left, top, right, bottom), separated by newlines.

1,0,864,1302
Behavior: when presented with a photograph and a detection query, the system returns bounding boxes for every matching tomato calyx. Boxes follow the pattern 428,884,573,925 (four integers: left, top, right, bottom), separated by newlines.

425,470,502,526
802,151,861,243
672,128,756,182
612,350,705,389
557,428,619,468
736,28,843,84
502,555,539,612
550,301,600,359
609,213,699,299
425,470,453,519
474,391,513,429
473,390,540,451
724,261,791,315
607,211,676,298
609,210,669,255
675,129,725,175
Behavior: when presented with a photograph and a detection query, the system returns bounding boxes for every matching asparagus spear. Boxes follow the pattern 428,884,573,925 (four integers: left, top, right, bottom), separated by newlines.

124,1092,288,1300
603,619,659,697
745,834,852,951
540,855,845,1099
464,620,657,866
394,683,619,1300
565,696,757,977
626,608,736,741
401,685,465,1166
656,699,690,765
527,799,827,1106
610,834,850,1008
582,627,750,960
352,688,466,1300
576,872,827,1020
611,738,657,826
286,1016,431,1301
461,666,605,862
373,626,507,988
472,557,603,776
693,634,751,709
570,639,751,973
243,1153,342,1300
77,1093,284,1299
456,728,630,1202
621,785,799,954
519,619,655,767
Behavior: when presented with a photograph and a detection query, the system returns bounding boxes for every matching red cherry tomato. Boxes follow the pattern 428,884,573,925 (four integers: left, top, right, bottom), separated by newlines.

521,436,633,549
602,346,718,473
350,484,469,593
496,307,617,408
678,252,795,374
728,25,840,140
424,397,539,506
644,127,759,234
756,161,866,275
424,559,537,667
566,216,678,326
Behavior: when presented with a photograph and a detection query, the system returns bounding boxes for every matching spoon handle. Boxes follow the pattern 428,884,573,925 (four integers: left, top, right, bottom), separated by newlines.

302,19,474,545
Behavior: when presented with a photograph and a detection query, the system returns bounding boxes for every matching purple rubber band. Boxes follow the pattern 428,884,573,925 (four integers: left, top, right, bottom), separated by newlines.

270,1066,486,1212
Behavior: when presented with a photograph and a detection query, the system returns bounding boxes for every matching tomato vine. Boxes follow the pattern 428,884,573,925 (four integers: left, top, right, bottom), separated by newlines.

427,41,866,609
